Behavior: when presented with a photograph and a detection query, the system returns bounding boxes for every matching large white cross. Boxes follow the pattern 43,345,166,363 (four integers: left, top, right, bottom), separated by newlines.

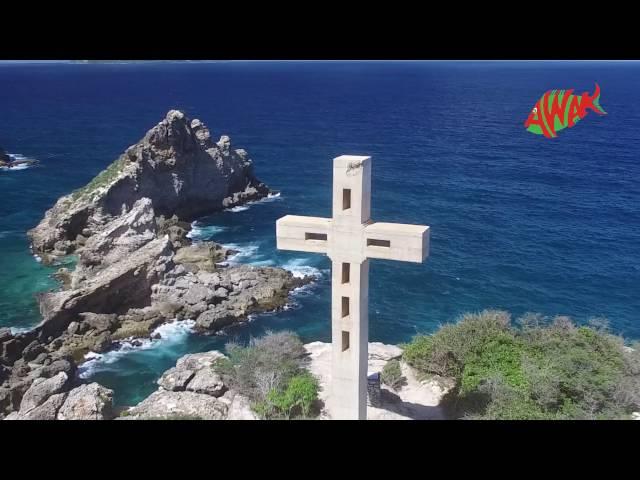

276,155,430,420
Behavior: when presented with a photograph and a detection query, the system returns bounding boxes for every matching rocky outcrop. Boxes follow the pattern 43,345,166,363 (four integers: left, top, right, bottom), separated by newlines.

5,381,115,420
154,263,307,332
28,110,269,257
56,383,114,420
122,351,257,420
39,235,174,338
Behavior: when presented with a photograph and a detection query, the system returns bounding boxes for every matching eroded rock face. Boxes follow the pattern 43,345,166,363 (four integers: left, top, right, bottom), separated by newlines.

38,235,174,338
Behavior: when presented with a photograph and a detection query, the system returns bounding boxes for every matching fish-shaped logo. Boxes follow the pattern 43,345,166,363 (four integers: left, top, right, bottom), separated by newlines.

525,83,606,138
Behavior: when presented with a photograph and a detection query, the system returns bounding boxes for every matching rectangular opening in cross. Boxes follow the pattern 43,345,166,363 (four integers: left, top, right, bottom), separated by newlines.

367,238,391,248
342,189,351,210
342,331,350,352
305,232,327,241
341,262,350,284
341,296,349,318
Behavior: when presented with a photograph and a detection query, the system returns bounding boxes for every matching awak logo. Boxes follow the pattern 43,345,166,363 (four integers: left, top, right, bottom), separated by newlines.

524,83,606,138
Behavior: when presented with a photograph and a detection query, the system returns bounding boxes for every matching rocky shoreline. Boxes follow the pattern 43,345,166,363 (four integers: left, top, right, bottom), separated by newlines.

0,111,312,419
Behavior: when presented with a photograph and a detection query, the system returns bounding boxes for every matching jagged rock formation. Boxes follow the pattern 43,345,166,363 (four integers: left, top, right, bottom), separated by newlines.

4,375,115,420
29,110,269,258
0,111,310,420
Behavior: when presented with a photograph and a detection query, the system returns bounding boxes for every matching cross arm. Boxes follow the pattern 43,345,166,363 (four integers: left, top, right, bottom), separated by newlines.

276,215,332,254
363,222,429,263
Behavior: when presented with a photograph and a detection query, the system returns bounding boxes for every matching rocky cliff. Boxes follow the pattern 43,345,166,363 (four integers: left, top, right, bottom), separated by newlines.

28,110,269,257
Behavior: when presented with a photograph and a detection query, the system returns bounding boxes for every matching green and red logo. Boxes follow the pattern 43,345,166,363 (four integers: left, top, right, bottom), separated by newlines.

525,83,606,138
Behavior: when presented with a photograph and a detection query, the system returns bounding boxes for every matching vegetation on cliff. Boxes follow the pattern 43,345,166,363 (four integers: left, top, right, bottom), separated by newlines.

214,331,320,419
71,155,128,200
403,310,640,420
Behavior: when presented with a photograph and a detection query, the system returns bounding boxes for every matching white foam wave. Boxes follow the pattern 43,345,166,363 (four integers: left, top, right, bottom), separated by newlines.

78,319,195,379
186,221,227,241
263,192,282,202
224,192,282,212
281,258,323,279
248,259,276,267
10,326,33,335
226,205,249,212
224,242,261,264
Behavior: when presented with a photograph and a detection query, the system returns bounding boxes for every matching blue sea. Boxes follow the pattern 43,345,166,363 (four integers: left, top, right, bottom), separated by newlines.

1,61,639,406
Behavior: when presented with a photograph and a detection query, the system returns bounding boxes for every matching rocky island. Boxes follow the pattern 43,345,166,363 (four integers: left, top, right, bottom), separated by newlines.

0,147,38,169
0,110,311,420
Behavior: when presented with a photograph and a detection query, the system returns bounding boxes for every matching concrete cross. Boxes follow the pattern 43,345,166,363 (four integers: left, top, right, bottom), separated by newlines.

276,155,430,419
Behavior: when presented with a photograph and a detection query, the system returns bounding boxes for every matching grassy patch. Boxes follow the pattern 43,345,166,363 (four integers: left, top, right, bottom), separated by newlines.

71,155,128,201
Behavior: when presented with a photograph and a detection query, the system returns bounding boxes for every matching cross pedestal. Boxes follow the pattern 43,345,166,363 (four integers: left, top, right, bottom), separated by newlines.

276,155,429,419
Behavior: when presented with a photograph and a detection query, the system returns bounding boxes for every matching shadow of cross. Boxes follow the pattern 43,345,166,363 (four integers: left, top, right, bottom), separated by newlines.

276,155,430,420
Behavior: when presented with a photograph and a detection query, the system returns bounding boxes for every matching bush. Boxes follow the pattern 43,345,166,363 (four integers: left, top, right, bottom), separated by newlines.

381,359,406,390
213,330,319,419
216,330,305,401
256,372,319,419
403,310,512,379
403,310,639,420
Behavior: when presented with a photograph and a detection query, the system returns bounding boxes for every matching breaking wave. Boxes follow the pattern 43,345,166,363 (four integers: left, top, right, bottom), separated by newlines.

281,258,324,279
186,222,227,241
223,242,271,266
77,319,195,379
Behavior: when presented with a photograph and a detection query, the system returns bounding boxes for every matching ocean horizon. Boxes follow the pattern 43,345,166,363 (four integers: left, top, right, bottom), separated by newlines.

1,60,638,405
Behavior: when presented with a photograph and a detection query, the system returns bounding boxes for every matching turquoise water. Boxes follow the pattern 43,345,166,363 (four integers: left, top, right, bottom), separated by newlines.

1,61,639,405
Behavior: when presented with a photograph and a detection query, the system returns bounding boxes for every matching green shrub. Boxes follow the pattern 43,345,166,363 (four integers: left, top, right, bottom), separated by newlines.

403,310,512,379
404,310,639,420
381,359,406,390
257,372,319,419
